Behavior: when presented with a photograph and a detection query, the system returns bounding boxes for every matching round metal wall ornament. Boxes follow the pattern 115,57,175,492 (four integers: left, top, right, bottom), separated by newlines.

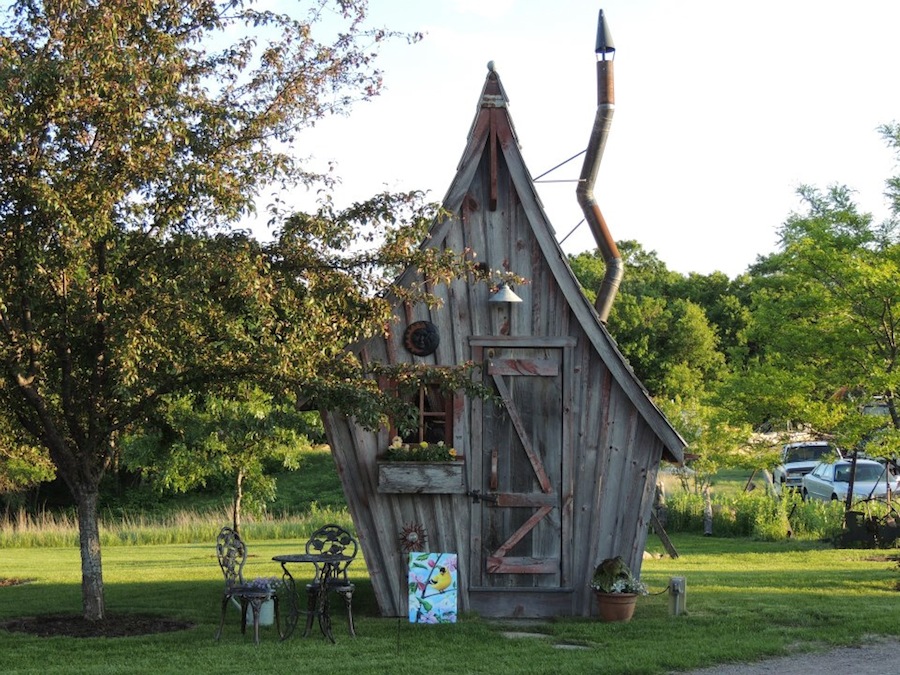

403,320,440,357
399,522,428,553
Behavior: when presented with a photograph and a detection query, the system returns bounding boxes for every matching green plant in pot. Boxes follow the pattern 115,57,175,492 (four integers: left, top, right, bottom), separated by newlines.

590,556,647,622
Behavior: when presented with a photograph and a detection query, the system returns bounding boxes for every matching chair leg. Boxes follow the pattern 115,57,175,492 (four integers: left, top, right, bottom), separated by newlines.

341,589,356,637
248,597,263,646
240,599,248,635
215,596,229,641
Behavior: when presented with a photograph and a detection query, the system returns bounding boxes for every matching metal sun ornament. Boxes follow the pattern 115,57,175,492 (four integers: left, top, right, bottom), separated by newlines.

402,321,440,356
399,522,428,553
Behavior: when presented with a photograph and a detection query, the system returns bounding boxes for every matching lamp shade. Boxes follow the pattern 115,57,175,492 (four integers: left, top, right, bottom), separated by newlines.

489,283,523,303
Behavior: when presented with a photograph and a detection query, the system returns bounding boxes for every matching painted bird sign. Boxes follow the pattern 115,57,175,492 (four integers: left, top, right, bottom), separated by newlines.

408,552,458,623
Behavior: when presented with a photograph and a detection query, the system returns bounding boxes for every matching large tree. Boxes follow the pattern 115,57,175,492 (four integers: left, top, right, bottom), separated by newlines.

0,0,435,620
725,179,900,450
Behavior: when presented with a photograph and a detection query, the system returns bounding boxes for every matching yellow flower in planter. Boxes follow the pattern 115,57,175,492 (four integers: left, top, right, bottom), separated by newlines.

384,439,459,462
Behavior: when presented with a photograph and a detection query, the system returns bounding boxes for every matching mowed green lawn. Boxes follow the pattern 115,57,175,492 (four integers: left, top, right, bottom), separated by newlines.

2,534,898,675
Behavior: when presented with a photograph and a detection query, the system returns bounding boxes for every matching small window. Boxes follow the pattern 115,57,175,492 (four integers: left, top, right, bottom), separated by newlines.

394,383,453,445
383,376,458,449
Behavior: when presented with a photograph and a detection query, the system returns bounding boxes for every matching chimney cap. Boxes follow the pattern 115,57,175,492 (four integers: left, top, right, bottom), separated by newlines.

595,9,615,57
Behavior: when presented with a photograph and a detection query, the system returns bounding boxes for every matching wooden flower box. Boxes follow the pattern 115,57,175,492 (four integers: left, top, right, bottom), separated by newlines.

377,461,466,494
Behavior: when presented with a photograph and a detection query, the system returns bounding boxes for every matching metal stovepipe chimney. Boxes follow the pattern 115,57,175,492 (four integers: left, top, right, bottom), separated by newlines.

576,8,622,324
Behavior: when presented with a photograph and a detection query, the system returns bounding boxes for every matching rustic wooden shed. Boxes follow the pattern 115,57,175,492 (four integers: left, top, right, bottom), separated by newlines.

322,63,686,619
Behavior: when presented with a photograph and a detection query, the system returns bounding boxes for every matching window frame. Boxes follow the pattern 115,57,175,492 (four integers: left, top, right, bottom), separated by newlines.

384,378,458,451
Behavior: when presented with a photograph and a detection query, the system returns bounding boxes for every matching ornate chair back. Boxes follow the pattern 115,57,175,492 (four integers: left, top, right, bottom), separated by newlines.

306,525,357,564
216,526,247,590
305,524,357,580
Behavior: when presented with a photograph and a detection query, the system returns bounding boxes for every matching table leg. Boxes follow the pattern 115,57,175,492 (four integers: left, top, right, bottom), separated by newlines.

317,579,335,643
278,563,301,640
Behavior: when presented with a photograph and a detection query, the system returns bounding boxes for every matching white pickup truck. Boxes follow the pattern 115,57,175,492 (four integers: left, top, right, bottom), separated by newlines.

773,441,842,492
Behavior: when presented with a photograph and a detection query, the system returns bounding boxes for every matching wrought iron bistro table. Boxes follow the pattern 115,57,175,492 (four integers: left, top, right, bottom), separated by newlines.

272,553,354,643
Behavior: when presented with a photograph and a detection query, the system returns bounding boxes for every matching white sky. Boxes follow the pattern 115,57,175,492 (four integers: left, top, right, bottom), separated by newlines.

270,0,900,278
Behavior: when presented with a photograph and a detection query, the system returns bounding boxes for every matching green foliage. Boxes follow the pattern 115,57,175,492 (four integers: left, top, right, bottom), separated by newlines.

267,449,347,515
0,441,55,496
728,181,900,444
571,242,730,402
787,496,847,541
0,412,56,499
0,502,353,549
671,271,753,358
881,122,900,217
660,398,753,492
122,385,316,530
0,0,430,619
570,242,757,481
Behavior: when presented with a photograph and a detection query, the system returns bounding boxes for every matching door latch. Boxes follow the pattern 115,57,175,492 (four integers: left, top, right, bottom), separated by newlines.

468,489,498,504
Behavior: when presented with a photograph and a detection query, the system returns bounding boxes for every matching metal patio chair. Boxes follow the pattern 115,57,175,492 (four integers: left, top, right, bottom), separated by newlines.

302,524,358,638
215,526,282,645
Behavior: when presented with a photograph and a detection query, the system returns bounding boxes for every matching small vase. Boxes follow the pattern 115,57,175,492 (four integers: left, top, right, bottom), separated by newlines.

233,597,275,626
594,591,637,622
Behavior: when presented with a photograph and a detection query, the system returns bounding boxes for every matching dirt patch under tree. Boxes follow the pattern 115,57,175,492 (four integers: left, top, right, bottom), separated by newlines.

2,613,194,638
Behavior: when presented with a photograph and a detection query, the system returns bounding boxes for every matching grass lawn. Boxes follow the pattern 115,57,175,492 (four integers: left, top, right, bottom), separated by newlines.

2,533,898,674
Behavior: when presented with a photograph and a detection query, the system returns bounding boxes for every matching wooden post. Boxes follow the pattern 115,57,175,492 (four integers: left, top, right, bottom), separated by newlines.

653,482,667,529
761,469,777,497
743,469,757,492
650,511,679,559
703,485,713,536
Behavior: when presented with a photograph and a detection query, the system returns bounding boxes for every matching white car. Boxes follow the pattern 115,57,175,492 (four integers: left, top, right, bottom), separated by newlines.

773,441,842,492
801,458,900,502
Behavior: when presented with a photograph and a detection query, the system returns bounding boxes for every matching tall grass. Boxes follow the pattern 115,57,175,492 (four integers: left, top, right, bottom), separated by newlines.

0,502,353,548
664,489,891,542
3,487,886,548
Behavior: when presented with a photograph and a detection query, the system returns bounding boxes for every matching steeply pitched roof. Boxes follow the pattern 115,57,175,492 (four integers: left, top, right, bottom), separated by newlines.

433,65,686,464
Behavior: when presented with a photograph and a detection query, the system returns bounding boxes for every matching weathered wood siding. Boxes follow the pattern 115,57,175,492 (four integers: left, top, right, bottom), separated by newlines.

321,68,681,619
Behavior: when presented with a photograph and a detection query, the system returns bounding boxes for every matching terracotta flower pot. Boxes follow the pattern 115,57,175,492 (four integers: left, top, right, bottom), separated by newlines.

594,591,637,622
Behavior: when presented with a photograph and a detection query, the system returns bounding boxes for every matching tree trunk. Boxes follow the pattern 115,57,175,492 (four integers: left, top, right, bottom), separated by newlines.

76,489,105,621
845,451,859,512
232,468,243,535
886,392,899,431
703,485,713,536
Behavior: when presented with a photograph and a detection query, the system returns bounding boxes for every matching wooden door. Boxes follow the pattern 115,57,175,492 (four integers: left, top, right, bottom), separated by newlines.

471,343,570,591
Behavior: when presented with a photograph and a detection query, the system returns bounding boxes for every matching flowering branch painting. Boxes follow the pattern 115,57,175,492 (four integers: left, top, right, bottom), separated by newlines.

408,552,458,624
